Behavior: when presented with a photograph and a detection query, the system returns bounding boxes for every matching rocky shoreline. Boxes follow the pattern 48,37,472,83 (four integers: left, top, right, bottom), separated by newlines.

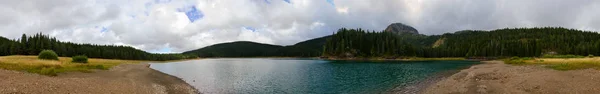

423,61,600,94
0,63,198,94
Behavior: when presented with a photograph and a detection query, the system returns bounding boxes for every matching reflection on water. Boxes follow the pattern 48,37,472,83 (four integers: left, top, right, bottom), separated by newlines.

150,58,478,94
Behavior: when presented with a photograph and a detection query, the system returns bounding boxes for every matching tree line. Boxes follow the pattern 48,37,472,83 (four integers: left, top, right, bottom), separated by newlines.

323,27,600,58
0,33,196,61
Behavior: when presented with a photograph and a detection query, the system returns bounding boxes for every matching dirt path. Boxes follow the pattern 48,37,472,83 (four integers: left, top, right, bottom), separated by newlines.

0,63,197,94
424,61,600,94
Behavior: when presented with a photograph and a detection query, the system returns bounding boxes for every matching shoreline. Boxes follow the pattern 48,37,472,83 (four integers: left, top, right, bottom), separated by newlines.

320,57,468,61
388,69,464,94
0,63,198,94
388,61,482,94
145,63,200,93
424,61,600,94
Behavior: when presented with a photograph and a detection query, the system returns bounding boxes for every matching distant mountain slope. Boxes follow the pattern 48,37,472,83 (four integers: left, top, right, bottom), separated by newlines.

183,36,331,57
182,41,284,57
276,36,331,57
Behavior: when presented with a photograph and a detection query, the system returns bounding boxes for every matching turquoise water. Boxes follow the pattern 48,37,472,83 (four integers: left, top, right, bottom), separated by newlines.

150,58,478,94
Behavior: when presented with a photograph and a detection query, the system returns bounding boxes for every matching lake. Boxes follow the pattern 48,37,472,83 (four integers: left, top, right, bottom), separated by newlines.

150,58,479,94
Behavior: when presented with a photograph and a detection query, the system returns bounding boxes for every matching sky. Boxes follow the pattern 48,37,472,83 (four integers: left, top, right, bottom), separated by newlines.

1,0,599,53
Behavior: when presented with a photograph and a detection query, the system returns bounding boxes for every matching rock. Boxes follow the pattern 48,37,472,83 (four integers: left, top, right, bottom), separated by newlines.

384,23,419,35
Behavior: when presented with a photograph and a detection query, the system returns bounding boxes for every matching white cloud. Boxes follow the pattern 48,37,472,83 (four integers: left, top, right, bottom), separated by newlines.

1,0,599,53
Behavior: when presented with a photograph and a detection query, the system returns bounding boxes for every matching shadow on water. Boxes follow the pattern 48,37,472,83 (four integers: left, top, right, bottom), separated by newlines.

150,58,479,94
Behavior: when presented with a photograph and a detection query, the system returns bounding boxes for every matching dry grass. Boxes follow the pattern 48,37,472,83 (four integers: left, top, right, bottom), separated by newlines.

432,38,446,48
518,57,600,70
0,55,144,76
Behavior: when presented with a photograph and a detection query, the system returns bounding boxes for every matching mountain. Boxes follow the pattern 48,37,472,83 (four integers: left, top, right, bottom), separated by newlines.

183,36,331,57
276,36,331,57
384,23,419,35
183,41,283,57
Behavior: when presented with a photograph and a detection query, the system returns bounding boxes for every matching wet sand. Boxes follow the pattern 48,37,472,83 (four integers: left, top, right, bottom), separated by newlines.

0,63,197,94
424,61,600,94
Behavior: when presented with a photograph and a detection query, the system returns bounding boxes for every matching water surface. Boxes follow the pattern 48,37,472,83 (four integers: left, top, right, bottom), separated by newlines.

150,58,478,94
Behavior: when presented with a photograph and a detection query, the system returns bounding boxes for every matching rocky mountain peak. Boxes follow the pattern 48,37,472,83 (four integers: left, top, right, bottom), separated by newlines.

384,23,419,35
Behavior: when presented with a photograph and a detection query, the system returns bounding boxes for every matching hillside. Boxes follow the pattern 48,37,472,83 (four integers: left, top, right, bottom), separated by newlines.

182,41,283,57
323,27,600,58
183,36,331,57
276,36,331,57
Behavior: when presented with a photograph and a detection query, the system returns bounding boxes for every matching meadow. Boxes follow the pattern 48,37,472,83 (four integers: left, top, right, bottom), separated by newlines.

0,55,143,76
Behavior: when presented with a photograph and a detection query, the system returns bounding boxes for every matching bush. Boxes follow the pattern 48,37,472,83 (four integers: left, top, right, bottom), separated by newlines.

72,55,88,63
505,56,527,64
38,50,59,60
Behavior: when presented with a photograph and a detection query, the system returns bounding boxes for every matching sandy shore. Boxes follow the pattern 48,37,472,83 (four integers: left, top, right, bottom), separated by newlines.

424,61,600,94
0,63,197,94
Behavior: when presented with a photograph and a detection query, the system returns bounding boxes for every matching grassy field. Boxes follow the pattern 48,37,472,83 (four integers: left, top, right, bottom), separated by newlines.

505,57,600,70
0,55,144,76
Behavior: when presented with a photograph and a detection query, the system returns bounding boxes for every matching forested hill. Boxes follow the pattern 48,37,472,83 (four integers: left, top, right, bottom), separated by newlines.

182,36,330,57
323,27,600,58
0,34,196,61
182,41,283,57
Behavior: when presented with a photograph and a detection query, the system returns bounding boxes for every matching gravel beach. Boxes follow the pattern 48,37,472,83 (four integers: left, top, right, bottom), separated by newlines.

424,61,600,94
0,63,197,94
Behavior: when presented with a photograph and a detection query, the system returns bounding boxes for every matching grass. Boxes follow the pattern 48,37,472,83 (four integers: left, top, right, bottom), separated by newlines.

541,54,586,58
0,55,143,76
505,56,600,71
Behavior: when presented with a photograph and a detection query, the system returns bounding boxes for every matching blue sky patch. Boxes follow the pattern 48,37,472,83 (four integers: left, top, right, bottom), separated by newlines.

152,47,173,53
283,0,290,3
327,0,334,6
244,27,257,32
100,27,109,32
177,6,204,23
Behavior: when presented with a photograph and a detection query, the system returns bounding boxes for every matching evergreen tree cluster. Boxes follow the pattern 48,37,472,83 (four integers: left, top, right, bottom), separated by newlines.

323,27,600,58
323,28,421,58
0,33,196,61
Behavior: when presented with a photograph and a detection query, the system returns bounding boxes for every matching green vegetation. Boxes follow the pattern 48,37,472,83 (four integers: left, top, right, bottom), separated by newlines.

501,56,600,70
542,54,585,58
0,33,196,61
183,36,330,57
0,56,142,76
38,50,59,60
504,57,534,64
72,55,89,63
323,27,600,58
183,41,283,57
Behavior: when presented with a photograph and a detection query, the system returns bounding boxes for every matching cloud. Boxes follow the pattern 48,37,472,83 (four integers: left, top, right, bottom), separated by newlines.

1,0,599,53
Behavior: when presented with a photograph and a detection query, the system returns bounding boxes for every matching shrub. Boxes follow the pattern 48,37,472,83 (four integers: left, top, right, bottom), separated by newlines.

38,50,59,60
505,56,526,64
72,55,88,63
39,67,58,76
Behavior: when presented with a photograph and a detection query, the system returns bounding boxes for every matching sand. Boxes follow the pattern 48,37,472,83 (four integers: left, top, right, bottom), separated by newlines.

0,63,197,94
424,61,600,94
